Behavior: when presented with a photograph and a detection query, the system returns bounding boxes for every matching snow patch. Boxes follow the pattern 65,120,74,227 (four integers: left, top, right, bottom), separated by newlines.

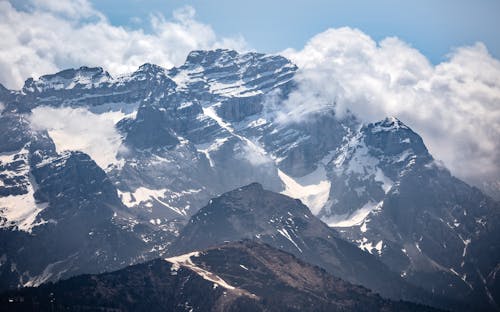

209,79,259,97
277,228,303,253
118,187,187,216
278,166,331,215
203,105,233,132
333,134,378,175
374,240,383,254
165,252,244,292
416,242,422,253
333,131,393,194
195,137,229,167
171,69,193,90
360,221,368,233
357,238,383,255
178,101,195,110
461,237,471,257
247,118,267,128
325,201,383,228
119,187,167,207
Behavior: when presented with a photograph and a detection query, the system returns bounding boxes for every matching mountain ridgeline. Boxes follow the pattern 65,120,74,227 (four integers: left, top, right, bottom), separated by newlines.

0,49,498,311
0,241,441,312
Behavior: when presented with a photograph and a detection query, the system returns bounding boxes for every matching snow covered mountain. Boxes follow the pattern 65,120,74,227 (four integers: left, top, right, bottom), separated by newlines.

0,48,498,310
320,117,500,309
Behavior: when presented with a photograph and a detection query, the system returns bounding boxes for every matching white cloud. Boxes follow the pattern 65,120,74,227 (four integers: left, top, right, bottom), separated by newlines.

0,0,246,89
239,141,273,166
282,27,500,193
29,106,126,169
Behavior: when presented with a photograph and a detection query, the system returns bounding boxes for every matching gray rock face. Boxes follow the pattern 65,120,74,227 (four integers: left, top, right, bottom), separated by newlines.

216,95,264,122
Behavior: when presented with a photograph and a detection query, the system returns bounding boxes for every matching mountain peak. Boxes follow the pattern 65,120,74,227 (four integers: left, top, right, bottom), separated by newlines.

22,66,112,93
184,48,240,65
371,116,409,133
41,66,110,81
136,63,166,74
127,63,176,91
181,49,293,70
362,116,429,158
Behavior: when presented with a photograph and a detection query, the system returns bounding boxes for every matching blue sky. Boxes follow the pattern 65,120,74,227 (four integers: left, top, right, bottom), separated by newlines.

92,0,500,64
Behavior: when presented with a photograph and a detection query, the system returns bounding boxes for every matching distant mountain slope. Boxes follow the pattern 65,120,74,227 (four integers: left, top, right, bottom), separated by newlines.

169,183,454,309
0,241,441,312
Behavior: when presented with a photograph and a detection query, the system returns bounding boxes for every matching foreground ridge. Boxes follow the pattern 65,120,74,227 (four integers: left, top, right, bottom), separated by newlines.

0,240,441,312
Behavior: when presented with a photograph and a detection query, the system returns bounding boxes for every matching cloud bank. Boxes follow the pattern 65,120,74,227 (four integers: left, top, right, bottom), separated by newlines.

0,0,246,89
29,106,126,169
282,27,500,194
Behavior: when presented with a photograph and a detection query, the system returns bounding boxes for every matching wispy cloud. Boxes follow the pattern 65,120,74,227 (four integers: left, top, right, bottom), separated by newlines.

29,106,126,169
281,27,500,192
0,0,246,89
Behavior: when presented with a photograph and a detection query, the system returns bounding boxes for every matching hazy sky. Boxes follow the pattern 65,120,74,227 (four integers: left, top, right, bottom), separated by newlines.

91,0,500,64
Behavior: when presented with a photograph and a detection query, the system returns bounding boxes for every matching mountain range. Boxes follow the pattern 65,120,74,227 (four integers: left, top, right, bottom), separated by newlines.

0,49,498,311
